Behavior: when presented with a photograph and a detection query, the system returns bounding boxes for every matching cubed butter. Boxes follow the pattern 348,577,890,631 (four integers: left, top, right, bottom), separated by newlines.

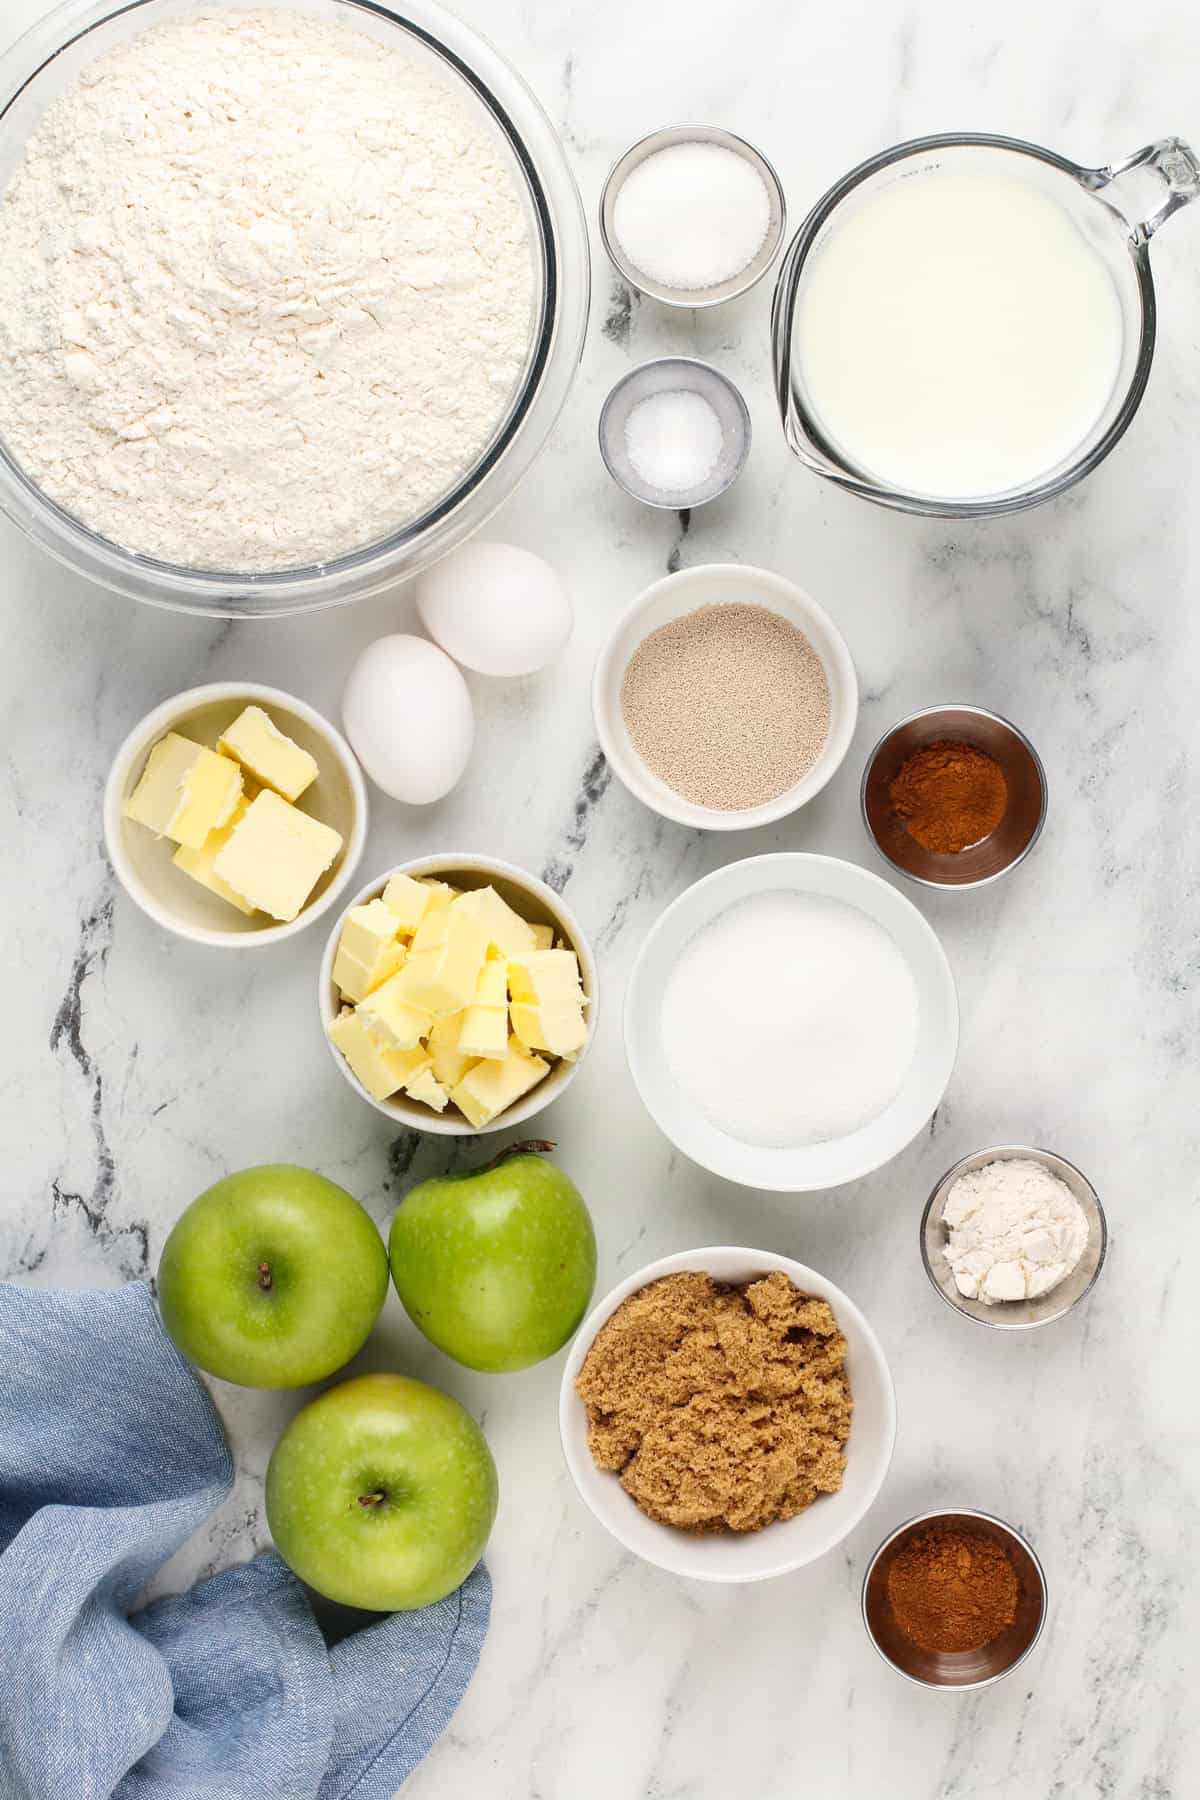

333,899,406,1000
510,1000,588,1060
124,732,243,850
172,796,256,915
328,1009,431,1102
405,1066,450,1114
393,897,489,1015
427,1012,477,1089
380,872,435,935
457,958,510,1060
357,969,433,1051
420,880,459,910
217,705,318,803
213,790,342,923
333,937,406,1006
530,923,555,951
507,948,585,1007
453,885,538,957
451,1039,550,1129
508,947,589,1059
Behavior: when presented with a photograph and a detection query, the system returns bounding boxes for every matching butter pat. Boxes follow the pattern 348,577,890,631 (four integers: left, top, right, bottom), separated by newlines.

333,899,406,1002
453,885,538,957
508,948,589,1059
405,1066,450,1113
421,880,459,911
172,797,255,915
358,969,433,1051
530,923,555,951
213,790,342,923
394,897,489,1015
328,1010,431,1101
451,1039,549,1128
380,872,435,935
218,705,318,802
427,1011,477,1089
457,958,510,1060
124,732,243,850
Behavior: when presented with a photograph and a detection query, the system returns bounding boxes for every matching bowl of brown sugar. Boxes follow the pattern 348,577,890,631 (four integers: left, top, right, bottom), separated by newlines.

558,1245,895,1581
593,564,858,830
861,704,1047,888
862,1508,1048,1688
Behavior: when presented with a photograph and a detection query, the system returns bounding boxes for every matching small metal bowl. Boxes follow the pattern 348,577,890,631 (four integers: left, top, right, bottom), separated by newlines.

599,357,751,509
862,1509,1048,1689
861,704,1047,889
599,125,787,308
921,1144,1108,1330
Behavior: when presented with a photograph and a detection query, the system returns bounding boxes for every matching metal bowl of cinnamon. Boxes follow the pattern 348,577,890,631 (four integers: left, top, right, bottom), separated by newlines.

860,705,1047,889
861,1508,1048,1689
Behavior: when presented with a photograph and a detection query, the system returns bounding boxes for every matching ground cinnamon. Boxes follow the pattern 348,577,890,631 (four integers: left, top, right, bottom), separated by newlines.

886,1526,1019,1653
889,739,1007,854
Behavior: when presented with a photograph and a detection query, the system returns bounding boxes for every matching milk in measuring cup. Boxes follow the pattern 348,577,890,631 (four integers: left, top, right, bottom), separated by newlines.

792,171,1125,500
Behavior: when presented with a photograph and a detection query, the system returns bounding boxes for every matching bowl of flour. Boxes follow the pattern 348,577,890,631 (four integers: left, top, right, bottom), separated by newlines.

0,0,589,613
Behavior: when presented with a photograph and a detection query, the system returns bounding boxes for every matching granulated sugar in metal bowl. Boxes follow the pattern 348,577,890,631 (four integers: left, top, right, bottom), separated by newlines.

620,602,831,809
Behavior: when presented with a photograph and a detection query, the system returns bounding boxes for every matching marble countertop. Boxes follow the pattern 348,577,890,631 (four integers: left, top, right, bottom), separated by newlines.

3,0,1199,1794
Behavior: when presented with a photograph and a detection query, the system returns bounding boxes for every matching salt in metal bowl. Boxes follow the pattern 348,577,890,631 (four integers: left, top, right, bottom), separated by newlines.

861,703,1048,889
599,357,750,510
599,124,787,308
862,1508,1048,1689
921,1143,1108,1330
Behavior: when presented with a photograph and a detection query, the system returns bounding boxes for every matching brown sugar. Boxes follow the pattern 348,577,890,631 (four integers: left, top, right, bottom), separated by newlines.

885,1527,1020,1653
574,1270,852,1534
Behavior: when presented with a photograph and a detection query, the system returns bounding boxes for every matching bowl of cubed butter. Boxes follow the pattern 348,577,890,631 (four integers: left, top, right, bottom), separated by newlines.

319,856,597,1135
104,683,368,947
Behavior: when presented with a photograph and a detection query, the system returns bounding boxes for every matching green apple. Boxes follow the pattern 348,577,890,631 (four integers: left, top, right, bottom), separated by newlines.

388,1140,596,1373
158,1164,388,1388
265,1373,497,1610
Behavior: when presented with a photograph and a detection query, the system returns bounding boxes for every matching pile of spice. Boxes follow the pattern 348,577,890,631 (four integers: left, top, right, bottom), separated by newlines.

942,1158,1090,1304
621,602,831,810
575,1270,852,1534
612,141,771,291
889,738,1008,854
624,390,724,494
661,891,919,1147
886,1525,1020,1654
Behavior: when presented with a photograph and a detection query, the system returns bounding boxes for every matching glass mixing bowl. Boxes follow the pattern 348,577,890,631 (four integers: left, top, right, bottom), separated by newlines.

0,0,590,616
771,132,1199,519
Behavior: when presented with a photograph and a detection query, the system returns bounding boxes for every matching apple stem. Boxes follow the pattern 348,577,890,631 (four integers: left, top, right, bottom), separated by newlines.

358,1490,385,1509
257,1262,272,1292
476,1138,555,1175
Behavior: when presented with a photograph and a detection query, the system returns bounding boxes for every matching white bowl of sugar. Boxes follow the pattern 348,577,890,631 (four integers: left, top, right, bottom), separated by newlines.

593,563,858,830
624,852,959,1191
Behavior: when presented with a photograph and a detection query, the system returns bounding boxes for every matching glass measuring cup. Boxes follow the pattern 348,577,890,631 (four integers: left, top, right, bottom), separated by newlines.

771,134,1200,518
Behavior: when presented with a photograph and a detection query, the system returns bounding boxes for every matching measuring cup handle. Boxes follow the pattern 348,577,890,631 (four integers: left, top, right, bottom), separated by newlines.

1089,138,1200,244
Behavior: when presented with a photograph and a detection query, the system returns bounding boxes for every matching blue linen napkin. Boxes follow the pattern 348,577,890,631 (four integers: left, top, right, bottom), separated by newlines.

0,1280,489,1800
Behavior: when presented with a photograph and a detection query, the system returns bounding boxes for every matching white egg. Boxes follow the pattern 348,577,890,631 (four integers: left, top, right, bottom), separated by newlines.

415,540,573,678
342,635,474,804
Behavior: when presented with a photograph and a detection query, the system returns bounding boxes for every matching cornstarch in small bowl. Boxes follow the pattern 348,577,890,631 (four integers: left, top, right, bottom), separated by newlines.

620,603,831,810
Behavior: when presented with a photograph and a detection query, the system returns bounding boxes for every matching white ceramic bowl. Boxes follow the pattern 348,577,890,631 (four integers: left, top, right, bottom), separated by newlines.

624,853,958,1191
104,682,367,947
592,564,858,830
319,855,598,1135
559,1245,896,1581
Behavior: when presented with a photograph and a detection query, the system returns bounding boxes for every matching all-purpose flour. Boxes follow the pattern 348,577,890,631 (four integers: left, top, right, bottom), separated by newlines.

0,9,535,571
